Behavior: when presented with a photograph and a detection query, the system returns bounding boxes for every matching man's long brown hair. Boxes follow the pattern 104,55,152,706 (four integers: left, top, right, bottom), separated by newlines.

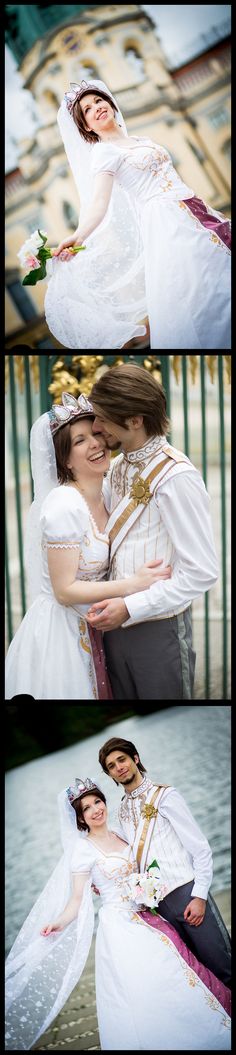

90,364,170,437
99,737,146,784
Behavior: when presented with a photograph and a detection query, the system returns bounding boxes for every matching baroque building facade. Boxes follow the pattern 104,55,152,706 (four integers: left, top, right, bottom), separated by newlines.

5,4,231,349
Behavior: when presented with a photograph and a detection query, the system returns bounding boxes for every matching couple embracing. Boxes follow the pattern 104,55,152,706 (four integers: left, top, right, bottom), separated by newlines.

5,736,231,1049
5,363,218,700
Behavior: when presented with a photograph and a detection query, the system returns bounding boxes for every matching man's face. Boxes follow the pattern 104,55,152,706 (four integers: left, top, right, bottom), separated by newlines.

91,409,130,451
105,751,140,786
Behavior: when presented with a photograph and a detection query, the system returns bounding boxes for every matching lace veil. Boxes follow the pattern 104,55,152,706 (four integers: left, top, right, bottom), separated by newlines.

5,788,95,1050
24,412,59,604
44,79,147,348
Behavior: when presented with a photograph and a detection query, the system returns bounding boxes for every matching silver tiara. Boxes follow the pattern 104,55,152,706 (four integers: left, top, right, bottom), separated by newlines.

66,777,99,804
48,392,94,436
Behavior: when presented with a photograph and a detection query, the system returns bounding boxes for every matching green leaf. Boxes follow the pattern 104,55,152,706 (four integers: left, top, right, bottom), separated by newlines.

37,247,51,263
38,229,47,247
22,262,46,285
147,859,159,872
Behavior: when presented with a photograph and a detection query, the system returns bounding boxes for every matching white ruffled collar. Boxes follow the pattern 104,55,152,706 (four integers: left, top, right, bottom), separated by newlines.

123,435,166,464
124,775,154,799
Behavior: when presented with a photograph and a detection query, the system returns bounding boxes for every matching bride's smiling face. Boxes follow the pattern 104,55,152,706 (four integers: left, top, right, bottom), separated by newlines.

81,794,107,830
80,93,117,136
67,419,110,479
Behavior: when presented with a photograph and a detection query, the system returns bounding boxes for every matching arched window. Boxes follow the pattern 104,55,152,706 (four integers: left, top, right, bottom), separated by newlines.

124,46,145,82
71,62,99,82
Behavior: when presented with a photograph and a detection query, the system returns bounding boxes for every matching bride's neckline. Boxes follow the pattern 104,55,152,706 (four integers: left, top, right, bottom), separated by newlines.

87,833,128,856
63,484,109,538
100,136,150,151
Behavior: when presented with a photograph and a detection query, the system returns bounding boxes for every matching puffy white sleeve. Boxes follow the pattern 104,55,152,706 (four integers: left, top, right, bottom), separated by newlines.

70,838,95,874
40,487,89,550
91,143,119,177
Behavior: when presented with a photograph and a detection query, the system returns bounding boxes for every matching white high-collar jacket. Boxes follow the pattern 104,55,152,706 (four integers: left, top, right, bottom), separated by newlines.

103,435,218,626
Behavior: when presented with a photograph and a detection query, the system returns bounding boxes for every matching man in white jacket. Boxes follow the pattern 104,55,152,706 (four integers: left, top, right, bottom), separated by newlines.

99,736,231,989
88,363,218,700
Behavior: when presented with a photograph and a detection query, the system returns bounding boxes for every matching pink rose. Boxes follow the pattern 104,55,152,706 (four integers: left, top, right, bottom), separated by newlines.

26,255,39,269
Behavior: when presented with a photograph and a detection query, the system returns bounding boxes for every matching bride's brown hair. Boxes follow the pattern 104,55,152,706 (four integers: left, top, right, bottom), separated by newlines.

71,90,119,144
90,364,170,438
53,414,95,484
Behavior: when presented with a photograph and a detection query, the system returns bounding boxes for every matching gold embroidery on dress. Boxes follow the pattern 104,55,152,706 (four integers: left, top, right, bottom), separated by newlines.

79,617,91,654
121,147,179,194
78,619,98,697
96,859,137,881
132,919,230,1025
178,200,231,255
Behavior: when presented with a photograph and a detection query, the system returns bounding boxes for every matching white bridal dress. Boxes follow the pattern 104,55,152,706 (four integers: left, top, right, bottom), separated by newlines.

5,836,231,1050
5,484,110,700
45,137,231,350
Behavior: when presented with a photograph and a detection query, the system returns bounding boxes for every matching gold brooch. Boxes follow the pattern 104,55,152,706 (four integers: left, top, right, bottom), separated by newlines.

130,477,151,506
141,804,158,819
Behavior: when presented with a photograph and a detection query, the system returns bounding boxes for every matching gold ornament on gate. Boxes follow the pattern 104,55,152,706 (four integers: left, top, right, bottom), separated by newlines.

130,477,151,505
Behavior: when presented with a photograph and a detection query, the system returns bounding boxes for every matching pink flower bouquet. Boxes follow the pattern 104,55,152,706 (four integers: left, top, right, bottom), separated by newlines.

17,229,86,286
121,860,168,915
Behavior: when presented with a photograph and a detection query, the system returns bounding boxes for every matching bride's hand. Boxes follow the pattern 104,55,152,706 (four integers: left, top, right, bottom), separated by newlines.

132,559,172,592
52,232,83,261
40,922,63,936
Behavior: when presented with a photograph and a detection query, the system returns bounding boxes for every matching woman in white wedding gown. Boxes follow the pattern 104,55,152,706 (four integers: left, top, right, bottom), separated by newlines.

44,79,231,349
5,393,170,701
5,780,231,1051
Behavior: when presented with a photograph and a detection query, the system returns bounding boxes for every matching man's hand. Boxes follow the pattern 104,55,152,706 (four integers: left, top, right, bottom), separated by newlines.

183,897,206,926
87,598,129,631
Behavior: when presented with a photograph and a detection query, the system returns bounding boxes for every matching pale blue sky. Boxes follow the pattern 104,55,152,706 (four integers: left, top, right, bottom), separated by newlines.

141,5,231,64
5,4,231,172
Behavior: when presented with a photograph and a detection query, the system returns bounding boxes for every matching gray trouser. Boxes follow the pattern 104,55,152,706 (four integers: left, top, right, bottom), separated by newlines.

159,880,231,988
104,607,196,700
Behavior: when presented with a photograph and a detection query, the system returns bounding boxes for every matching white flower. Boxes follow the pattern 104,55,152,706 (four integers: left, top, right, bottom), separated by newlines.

143,877,156,897
17,247,29,267
17,230,48,266
147,867,160,880
123,868,167,912
27,229,47,248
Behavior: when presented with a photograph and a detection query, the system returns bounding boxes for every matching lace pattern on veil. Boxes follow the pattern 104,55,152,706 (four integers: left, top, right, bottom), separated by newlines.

5,792,94,1050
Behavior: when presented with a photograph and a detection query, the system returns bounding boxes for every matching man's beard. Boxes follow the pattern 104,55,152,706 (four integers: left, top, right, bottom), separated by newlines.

119,775,136,785
106,439,122,451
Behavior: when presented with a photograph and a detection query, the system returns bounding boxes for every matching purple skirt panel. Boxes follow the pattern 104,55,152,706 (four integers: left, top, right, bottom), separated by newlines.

88,624,113,699
137,908,231,1018
182,195,231,250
